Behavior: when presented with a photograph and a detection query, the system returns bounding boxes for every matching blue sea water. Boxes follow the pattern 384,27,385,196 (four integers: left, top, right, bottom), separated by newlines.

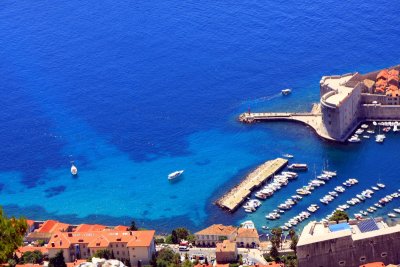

1,0,400,232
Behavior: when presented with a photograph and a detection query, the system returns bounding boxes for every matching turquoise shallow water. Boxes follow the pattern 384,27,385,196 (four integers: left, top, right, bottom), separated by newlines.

1,0,400,232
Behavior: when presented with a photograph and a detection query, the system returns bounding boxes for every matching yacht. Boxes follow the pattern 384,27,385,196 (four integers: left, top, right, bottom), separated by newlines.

348,135,361,143
71,164,78,176
168,170,184,180
288,163,308,171
281,89,292,95
377,183,385,188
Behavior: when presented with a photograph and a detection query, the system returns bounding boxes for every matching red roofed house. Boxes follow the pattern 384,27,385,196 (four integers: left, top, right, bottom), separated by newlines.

195,224,237,246
114,225,129,231
47,230,155,266
15,246,48,258
27,220,71,242
74,224,107,232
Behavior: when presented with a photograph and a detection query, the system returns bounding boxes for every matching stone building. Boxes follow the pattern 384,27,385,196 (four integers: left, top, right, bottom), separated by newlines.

215,240,238,263
297,218,400,267
194,224,238,246
47,230,156,267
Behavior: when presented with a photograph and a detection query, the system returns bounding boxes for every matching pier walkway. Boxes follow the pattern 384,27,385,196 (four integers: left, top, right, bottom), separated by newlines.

238,104,336,141
216,158,288,212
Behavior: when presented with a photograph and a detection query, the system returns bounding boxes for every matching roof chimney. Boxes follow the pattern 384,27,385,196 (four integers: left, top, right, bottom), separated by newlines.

59,240,62,246
51,242,55,247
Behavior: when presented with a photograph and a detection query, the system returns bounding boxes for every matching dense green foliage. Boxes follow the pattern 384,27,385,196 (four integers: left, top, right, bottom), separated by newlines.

48,250,66,267
329,210,349,222
0,207,28,263
281,254,298,267
168,227,192,244
22,250,44,264
129,220,138,231
93,249,112,259
153,248,181,267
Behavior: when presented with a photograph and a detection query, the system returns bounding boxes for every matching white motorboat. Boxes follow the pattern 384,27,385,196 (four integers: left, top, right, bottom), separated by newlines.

348,136,361,143
71,164,78,176
388,213,397,218
282,153,294,158
355,129,364,135
168,170,184,180
363,135,370,139
377,183,385,188
394,208,400,214
367,130,375,134
372,186,379,191
281,89,292,95
288,163,308,171
361,124,369,129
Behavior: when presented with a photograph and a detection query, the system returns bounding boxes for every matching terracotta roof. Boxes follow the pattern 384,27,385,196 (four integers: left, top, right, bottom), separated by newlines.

114,225,129,231
195,224,237,236
26,220,35,228
359,262,385,267
215,264,230,267
37,220,69,233
216,240,236,253
16,246,48,257
377,69,389,80
66,260,87,267
47,230,155,249
74,224,106,232
237,228,259,238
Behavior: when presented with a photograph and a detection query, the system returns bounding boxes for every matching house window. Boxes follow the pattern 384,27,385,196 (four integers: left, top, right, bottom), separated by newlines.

381,252,388,258
359,256,366,262
110,244,113,248
116,244,119,248
339,261,346,266
121,244,124,247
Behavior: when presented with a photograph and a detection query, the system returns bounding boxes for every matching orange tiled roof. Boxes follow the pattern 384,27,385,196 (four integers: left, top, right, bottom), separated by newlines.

26,220,35,228
216,240,236,252
16,246,48,257
74,224,106,232
66,260,87,267
114,225,129,231
37,220,69,233
195,224,237,236
359,262,385,267
47,230,155,249
215,264,230,267
237,228,259,238
377,69,389,80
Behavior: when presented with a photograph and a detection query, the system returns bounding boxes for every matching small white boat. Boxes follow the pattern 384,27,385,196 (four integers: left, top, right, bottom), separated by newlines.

282,154,294,158
71,164,78,176
388,213,397,218
361,124,369,129
377,183,385,188
168,170,184,180
367,130,375,134
363,135,370,139
348,136,361,143
281,89,292,95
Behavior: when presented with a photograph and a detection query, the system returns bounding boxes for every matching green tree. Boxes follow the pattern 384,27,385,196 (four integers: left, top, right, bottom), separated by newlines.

7,259,16,267
0,207,28,263
129,220,138,231
48,250,67,267
156,248,180,267
182,260,193,267
329,210,349,223
174,228,189,241
22,250,44,264
93,249,112,259
171,230,179,244
288,229,296,239
269,245,279,260
290,235,299,254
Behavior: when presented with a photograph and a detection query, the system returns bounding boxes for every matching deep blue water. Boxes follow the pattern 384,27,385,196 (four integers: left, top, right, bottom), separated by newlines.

1,0,400,232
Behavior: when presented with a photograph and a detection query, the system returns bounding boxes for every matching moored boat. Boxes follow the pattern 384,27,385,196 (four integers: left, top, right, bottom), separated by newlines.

71,164,78,176
168,170,184,180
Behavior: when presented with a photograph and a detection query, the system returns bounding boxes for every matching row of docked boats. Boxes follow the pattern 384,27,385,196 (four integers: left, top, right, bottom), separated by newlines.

253,171,298,201
243,199,262,213
348,123,390,143
266,171,337,219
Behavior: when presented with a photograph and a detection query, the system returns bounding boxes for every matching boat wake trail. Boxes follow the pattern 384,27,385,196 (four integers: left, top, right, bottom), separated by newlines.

236,93,282,109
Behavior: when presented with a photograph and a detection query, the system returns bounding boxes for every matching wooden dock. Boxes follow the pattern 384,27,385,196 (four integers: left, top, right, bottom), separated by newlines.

216,158,288,212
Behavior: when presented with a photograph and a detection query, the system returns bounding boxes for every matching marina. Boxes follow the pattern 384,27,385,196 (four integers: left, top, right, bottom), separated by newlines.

216,158,288,212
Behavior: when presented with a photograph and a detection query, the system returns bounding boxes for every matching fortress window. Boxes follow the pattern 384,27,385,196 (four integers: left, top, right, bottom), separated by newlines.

381,252,388,258
359,256,366,262
339,261,346,266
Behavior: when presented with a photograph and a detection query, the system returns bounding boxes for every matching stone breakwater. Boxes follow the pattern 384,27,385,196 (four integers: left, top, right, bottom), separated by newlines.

216,158,288,212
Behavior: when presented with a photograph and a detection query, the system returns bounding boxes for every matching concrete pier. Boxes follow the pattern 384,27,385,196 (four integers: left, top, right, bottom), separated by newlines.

216,158,288,212
238,103,339,141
